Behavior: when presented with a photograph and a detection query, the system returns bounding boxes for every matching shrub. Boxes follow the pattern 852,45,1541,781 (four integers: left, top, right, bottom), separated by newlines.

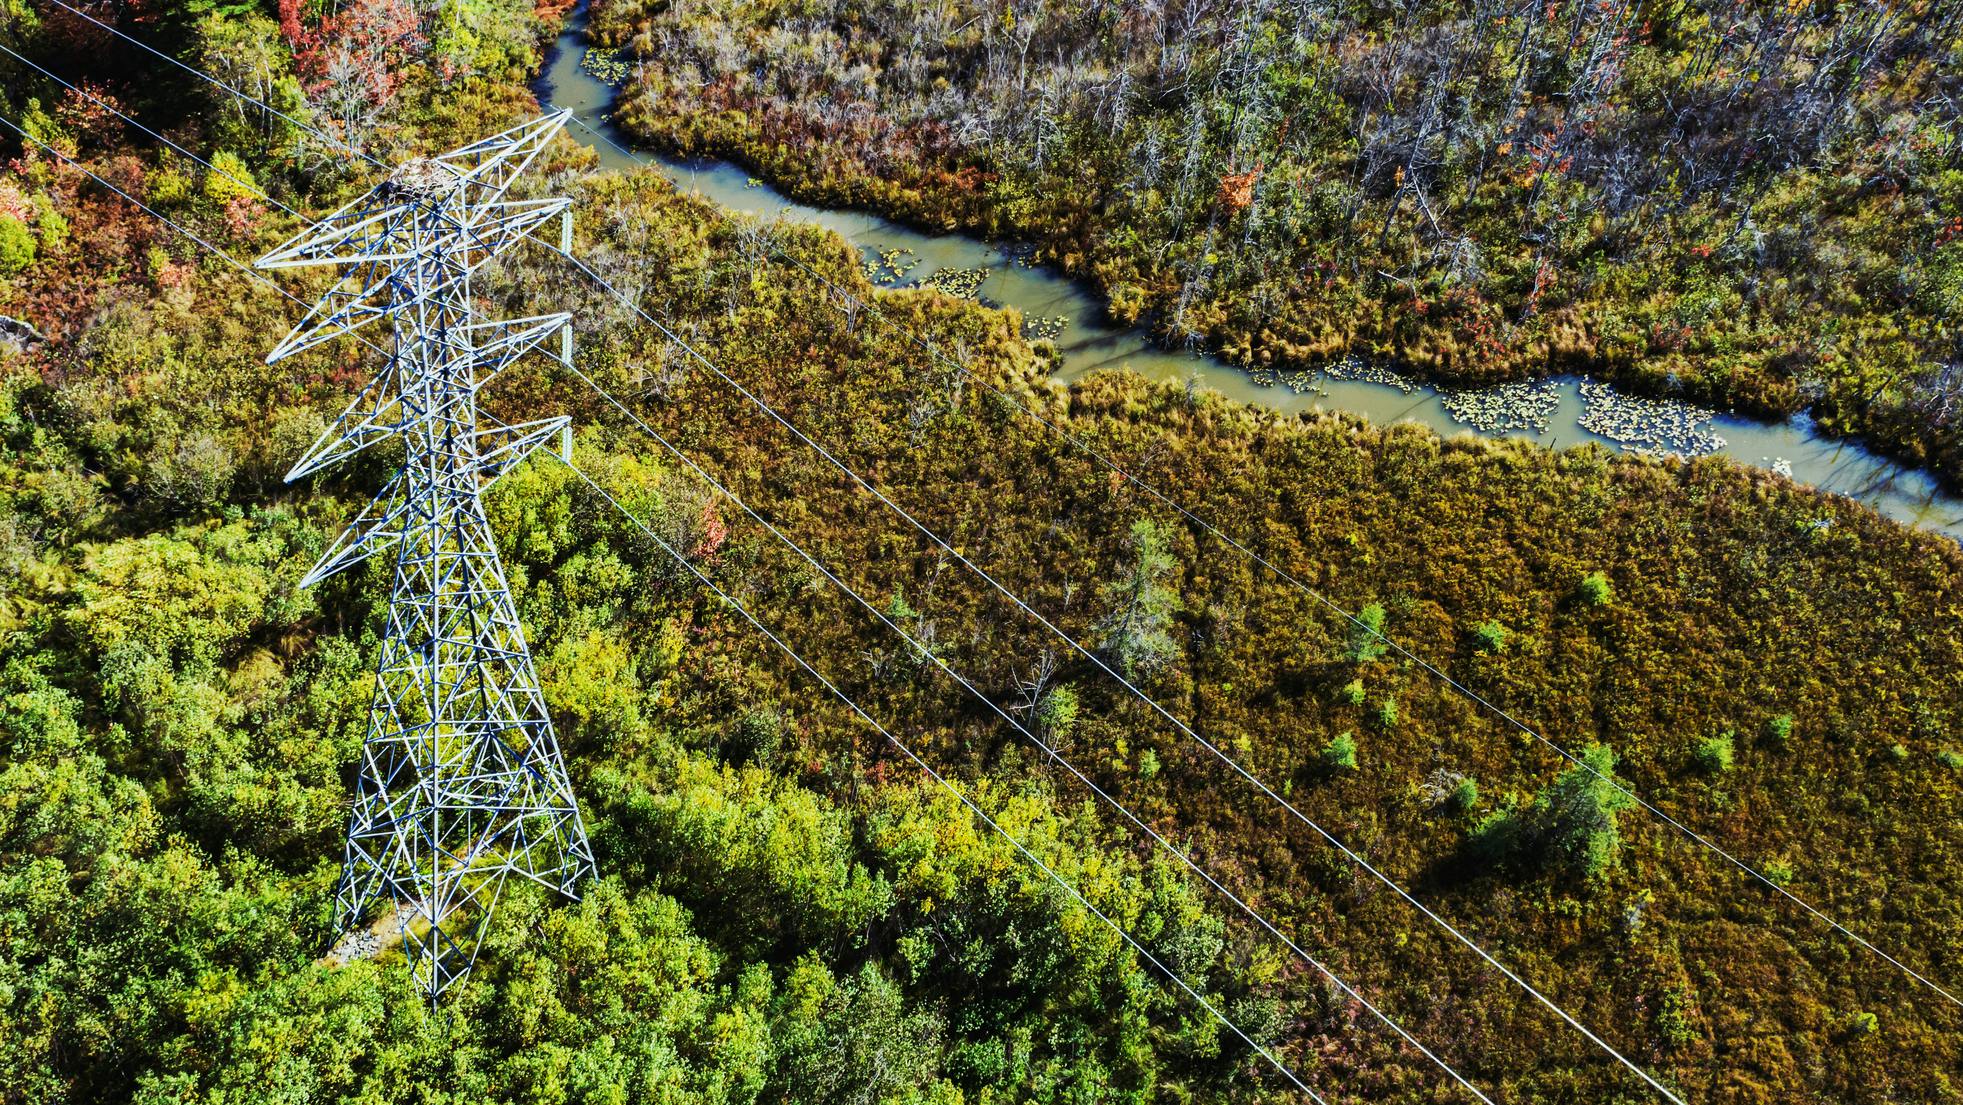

1374,697,1398,728
1322,731,1358,771
1846,1010,1879,1039
1469,799,1522,864
1577,571,1614,607
1338,678,1365,705
1890,742,1910,762
1766,713,1794,746
147,167,191,207
1537,745,1636,878
1477,744,1634,881
1656,988,1697,1051
0,216,33,275
1470,619,1509,653
1035,683,1078,739
1939,749,1963,770
1137,747,1160,779
1694,732,1735,774
1450,775,1479,812
1763,859,1795,887
1345,602,1389,662
203,149,260,203
1097,519,1179,679
885,588,921,622
729,707,784,767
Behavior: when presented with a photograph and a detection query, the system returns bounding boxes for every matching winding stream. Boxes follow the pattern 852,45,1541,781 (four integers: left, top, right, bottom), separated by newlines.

534,10,1963,540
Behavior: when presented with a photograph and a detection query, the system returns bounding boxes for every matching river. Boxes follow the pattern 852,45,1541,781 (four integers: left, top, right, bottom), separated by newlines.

533,8,1963,540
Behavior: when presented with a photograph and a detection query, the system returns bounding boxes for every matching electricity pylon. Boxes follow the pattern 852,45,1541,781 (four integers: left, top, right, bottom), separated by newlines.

257,112,594,1002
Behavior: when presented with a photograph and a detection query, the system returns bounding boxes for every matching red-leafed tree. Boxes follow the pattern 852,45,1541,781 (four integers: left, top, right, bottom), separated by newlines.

292,0,422,150
276,0,303,48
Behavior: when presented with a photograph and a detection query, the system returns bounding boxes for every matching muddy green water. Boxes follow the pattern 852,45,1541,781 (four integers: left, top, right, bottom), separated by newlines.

535,12,1963,540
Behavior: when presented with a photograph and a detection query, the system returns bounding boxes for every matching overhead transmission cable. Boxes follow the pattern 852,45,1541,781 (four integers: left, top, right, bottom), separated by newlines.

10,22,1694,1091
30,0,380,164
19,25,1958,1018
0,103,1327,1102
0,57,1507,1099
26,0,1939,1067
563,461,1329,1101
0,42,284,207
0,109,396,367
548,94,1963,1015
509,129,1683,1103
550,350,1501,1103
48,18,1671,1081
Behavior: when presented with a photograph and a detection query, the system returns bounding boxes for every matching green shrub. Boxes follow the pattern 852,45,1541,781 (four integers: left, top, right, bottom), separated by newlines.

33,201,66,252
1469,799,1523,864
728,707,784,767
1766,713,1794,746
0,216,34,275
1097,519,1179,679
147,167,191,207
1450,775,1479,812
1137,747,1161,779
1374,697,1398,728
203,149,260,203
1477,744,1634,881
1939,749,1963,770
885,588,921,622
1036,683,1079,738
1763,859,1795,887
1470,619,1510,653
1345,602,1389,662
1890,742,1910,762
1322,731,1358,771
1846,1010,1880,1039
1656,987,1697,1051
1578,570,1614,607
1694,732,1735,773
1338,678,1366,705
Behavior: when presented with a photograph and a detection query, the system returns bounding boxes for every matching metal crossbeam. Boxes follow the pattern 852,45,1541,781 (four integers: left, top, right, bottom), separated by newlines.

259,112,594,1003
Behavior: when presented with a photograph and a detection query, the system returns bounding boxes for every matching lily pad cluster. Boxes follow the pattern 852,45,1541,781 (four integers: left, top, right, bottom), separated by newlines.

579,46,633,88
1578,380,1727,457
1323,352,1419,394
861,246,920,285
915,266,990,299
1442,379,1562,435
1022,314,1069,341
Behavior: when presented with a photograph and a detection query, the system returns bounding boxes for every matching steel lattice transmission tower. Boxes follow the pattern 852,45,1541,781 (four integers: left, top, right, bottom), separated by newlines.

257,112,595,1002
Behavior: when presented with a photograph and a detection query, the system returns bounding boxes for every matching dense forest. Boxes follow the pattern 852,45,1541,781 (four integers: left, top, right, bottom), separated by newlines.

588,0,1963,486
3,1,1963,1103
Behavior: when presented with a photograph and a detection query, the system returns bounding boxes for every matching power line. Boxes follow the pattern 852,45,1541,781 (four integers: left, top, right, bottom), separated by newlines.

549,350,1498,1103
25,0,1951,1044
0,59,1498,1093
0,110,390,368
0,101,1325,1100
567,459,1328,1101
545,109,1963,1014
766,256,1963,1011
9,27,1684,1088
538,191,1685,1105
0,41,283,208
33,0,386,168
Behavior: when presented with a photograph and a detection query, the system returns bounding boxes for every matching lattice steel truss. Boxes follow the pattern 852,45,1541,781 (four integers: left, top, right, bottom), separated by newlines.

258,112,594,1002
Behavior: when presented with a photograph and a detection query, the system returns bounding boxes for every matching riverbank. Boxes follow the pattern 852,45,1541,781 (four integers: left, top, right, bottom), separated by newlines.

532,5,1963,541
